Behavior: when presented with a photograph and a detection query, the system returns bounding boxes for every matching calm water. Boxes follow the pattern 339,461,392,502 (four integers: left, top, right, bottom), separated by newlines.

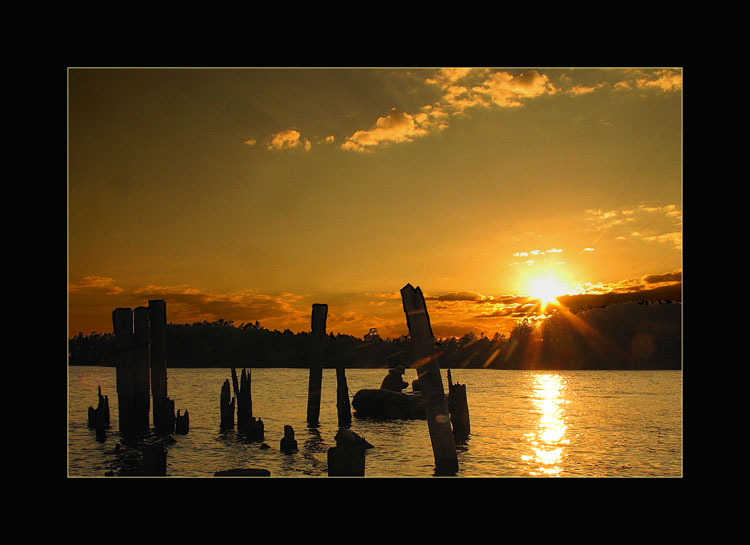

67,367,682,477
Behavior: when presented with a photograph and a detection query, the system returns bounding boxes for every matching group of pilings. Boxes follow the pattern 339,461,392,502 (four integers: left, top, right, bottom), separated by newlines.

112,299,187,437
220,367,264,440
306,303,352,429
303,286,470,476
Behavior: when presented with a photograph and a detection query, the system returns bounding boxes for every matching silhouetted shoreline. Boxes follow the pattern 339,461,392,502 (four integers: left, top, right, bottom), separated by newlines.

69,300,681,371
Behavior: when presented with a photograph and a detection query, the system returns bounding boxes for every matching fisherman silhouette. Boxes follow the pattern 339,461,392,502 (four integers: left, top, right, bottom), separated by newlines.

380,364,408,392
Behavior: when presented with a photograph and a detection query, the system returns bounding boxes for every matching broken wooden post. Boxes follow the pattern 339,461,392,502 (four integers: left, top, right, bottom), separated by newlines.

280,425,299,453
148,300,168,430
234,368,263,440
447,369,470,444
220,379,235,430
162,398,176,434
327,427,366,476
401,284,458,476
336,366,352,428
307,303,327,427
113,308,136,435
175,409,189,434
88,385,110,442
142,444,166,476
132,306,151,435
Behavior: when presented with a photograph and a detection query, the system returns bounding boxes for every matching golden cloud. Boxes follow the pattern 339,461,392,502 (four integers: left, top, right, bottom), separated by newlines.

267,129,311,151
341,108,429,152
472,70,557,108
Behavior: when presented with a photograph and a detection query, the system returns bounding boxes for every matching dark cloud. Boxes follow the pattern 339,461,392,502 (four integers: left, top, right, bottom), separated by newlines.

425,291,485,302
643,271,681,284
557,283,681,312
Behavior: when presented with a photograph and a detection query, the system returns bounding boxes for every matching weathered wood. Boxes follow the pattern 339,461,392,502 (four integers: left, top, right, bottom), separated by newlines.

280,425,298,453
161,397,176,435
148,300,168,429
175,409,189,434
220,379,235,430
401,284,458,476
307,303,327,427
236,368,251,433
88,385,110,441
336,366,352,428
113,308,135,435
142,444,167,476
447,369,471,444
132,307,151,435
327,427,366,476
244,417,264,441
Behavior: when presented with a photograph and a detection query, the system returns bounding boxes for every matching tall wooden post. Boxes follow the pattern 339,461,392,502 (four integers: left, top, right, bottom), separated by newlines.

220,379,235,430
447,369,471,444
113,308,135,435
148,299,168,429
336,366,352,428
400,284,458,476
307,303,327,427
133,306,151,435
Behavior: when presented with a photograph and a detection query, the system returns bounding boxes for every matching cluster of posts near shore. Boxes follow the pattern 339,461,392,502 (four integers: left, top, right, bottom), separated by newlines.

84,284,470,477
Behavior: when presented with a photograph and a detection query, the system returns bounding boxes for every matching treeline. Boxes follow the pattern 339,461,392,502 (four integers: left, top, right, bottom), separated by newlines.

68,301,681,370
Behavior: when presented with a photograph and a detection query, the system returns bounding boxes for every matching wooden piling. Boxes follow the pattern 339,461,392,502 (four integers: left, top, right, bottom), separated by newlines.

220,379,235,430
162,397,176,435
280,425,299,453
400,284,458,476
307,303,327,427
148,300,168,429
142,444,166,476
447,369,471,444
236,368,251,433
327,427,366,476
133,307,151,435
175,409,189,434
88,385,110,441
233,368,263,440
113,308,136,435
336,366,352,428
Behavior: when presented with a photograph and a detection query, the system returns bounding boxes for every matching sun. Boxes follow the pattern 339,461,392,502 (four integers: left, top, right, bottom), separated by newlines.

529,275,564,311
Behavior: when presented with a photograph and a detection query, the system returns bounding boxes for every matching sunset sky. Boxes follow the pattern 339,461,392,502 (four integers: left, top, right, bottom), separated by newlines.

67,67,682,339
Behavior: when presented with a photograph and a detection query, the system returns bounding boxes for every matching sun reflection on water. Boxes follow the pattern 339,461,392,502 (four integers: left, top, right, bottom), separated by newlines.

522,373,569,476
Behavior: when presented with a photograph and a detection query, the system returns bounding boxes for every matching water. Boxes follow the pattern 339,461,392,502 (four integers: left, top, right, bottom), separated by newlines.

67,367,682,477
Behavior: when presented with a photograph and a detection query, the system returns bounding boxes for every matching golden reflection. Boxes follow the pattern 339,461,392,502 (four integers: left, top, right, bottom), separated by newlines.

522,373,569,476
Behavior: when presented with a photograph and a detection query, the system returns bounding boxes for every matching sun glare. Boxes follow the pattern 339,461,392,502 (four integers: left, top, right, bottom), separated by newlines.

529,275,564,311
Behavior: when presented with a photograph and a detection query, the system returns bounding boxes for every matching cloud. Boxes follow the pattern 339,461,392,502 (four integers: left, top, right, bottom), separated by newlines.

614,69,682,93
636,69,682,92
566,83,605,96
471,70,557,108
342,69,559,153
266,129,311,151
341,108,428,152
68,275,123,294
643,270,681,284
243,139,257,146
425,291,491,303
585,203,682,249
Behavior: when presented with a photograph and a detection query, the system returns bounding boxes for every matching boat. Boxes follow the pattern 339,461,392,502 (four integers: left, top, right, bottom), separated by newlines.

351,388,426,420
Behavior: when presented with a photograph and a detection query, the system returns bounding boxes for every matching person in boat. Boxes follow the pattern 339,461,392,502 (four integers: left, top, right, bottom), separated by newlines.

381,364,409,392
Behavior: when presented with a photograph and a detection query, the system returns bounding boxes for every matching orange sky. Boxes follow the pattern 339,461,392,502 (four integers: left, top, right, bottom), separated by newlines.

68,67,682,340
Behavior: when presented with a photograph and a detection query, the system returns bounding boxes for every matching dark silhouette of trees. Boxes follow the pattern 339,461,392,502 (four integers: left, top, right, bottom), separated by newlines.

68,300,681,370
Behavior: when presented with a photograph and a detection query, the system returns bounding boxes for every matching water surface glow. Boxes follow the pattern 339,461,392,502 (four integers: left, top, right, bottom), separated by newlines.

67,367,681,477
522,373,569,476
